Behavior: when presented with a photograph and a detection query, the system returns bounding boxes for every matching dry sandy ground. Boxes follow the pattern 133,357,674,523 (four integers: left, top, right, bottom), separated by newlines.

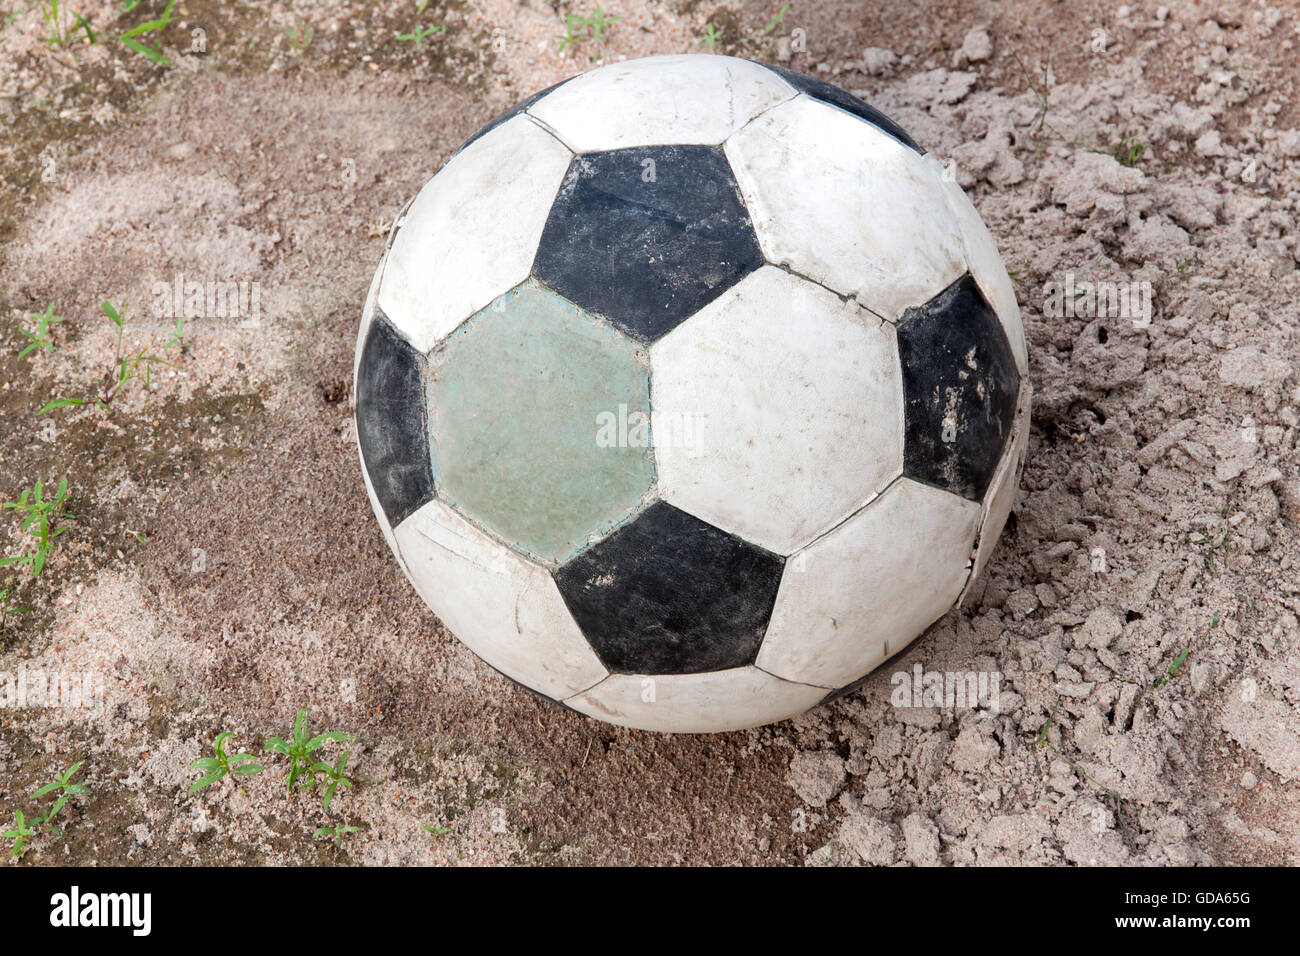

0,0,1298,866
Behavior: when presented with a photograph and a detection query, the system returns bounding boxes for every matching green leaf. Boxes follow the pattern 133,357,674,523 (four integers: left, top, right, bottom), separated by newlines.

231,762,264,776
119,0,175,37
117,34,170,64
189,757,221,770
307,732,352,750
38,397,85,414
44,793,70,825
73,12,95,43
188,771,223,793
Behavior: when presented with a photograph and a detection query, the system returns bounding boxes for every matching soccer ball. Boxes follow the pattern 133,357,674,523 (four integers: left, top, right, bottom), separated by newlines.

354,55,1029,733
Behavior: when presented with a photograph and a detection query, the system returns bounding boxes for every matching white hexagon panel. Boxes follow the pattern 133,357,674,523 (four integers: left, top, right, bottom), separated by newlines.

725,94,966,322
565,667,829,734
376,115,573,354
758,478,981,689
651,266,902,556
394,499,609,701
526,54,797,152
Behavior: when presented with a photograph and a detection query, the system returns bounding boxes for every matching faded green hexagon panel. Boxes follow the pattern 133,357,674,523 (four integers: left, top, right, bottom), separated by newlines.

428,280,654,565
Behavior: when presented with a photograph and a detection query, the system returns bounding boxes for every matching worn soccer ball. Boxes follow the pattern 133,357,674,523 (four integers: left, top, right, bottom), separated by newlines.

354,54,1029,733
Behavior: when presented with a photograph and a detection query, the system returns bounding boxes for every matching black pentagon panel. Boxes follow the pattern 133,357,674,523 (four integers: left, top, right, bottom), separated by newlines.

532,145,765,343
758,62,924,156
454,77,574,156
553,501,784,675
897,274,1021,502
355,314,435,527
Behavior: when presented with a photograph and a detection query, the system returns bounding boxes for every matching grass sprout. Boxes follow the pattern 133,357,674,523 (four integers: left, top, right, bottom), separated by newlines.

189,732,265,793
264,707,353,795
700,21,721,52
314,822,358,848
31,760,90,833
3,810,36,858
17,302,64,358
555,5,619,56
39,299,176,414
1,477,72,580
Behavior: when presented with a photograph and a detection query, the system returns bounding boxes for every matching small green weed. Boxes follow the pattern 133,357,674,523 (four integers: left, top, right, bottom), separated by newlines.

3,810,36,858
285,16,313,52
1030,709,1131,834
39,0,175,64
17,302,64,359
762,2,790,36
314,823,358,848
700,21,721,52
1152,615,1220,689
264,706,353,797
555,5,619,56
39,0,94,49
164,313,186,350
4,760,91,858
396,22,445,48
189,732,265,793
1153,648,1190,688
1,477,73,580
39,300,177,414
1116,138,1145,167
114,0,175,64
191,710,357,847
31,760,90,833
1191,529,1232,572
